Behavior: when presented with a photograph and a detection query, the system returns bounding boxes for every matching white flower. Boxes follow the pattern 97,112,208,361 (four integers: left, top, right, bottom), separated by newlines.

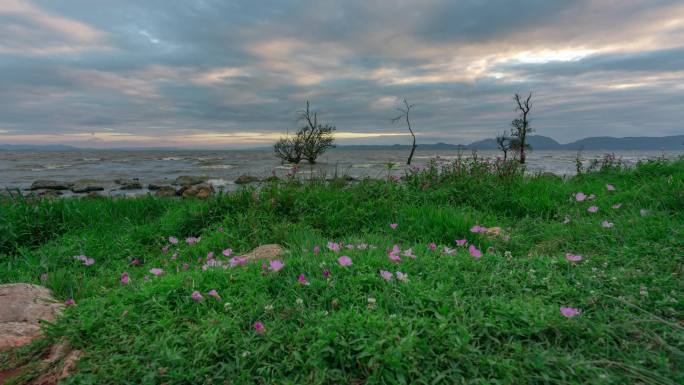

264,304,274,312
295,298,303,306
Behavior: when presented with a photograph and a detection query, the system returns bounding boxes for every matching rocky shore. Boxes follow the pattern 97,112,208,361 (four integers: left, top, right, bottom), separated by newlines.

4,174,266,199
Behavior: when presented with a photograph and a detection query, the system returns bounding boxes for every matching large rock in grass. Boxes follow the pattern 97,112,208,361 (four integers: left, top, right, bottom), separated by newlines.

0,284,63,352
29,180,72,190
155,186,178,197
237,244,285,261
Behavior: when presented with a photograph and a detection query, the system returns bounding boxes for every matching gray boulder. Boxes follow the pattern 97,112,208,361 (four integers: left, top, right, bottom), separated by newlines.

29,180,72,190
173,175,207,186
115,179,142,190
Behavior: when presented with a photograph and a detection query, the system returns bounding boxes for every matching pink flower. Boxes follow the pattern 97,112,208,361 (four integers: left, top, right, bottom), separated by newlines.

149,268,164,276
168,236,179,244
389,252,402,263
606,184,615,191
298,274,310,285
455,239,467,246
207,289,221,300
389,223,398,230
83,258,95,266
602,221,614,228
587,206,599,213
222,248,232,257
64,299,76,307
191,291,203,302
402,248,415,259
428,242,437,251
327,242,340,252
442,246,456,255
470,225,487,233
130,258,141,266
338,256,353,266
345,244,354,250
182,263,190,270
162,245,170,253
230,257,248,267
380,270,393,281
575,192,587,202
171,252,178,260
396,271,408,282
313,246,320,255
612,203,622,209
560,307,581,317
186,236,201,245
468,245,482,259
40,273,48,282
269,260,284,272
120,272,130,285
254,321,265,335
207,252,214,259
323,270,331,279
565,253,583,262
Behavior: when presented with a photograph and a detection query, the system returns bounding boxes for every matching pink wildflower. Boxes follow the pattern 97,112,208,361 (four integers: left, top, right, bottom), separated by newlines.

182,263,190,270
468,245,482,259
389,252,402,263
575,192,587,202
587,206,599,213
83,258,95,266
64,299,76,306
207,289,221,300
327,242,340,252
162,245,170,253
313,246,320,255
602,221,614,228
168,236,179,244
380,270,393,281
402,248,415,259
298,274,310,285
269,260,284,272
470,225,487,233
149,268,164,276
396,271,408,282
207,252,214,259
254,321,265,335
230,257,248,267
186,236,201,245
606,184,615,191
338,256,353,266
565,253,583,262
40,273,48,282
389,223,398,230
171,252,178,260
428,242,437,251
323,270,331,279
120,272,130,285
345,244,354,250
560,307,581,317
455,239,467,246
222,248,232,257
130,258,141,266
612,203,622,209
191,291,203,302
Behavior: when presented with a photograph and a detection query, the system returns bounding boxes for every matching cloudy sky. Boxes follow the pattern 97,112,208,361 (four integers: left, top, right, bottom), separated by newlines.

1,0,683,148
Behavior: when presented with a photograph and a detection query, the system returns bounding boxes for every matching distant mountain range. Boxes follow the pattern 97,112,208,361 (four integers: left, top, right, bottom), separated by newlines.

1,134,683,151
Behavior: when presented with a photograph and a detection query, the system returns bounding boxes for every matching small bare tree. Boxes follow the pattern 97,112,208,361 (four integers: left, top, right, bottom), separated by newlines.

391,99,417,165
273,101,335,164
511,92,533,164
495,131,513,160
297,101,335,164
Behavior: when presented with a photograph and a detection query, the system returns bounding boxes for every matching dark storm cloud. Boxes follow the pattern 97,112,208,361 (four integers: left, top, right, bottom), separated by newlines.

0,0,683,147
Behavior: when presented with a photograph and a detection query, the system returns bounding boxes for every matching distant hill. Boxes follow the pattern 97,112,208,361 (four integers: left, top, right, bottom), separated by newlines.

466,135,684,151
0,144,80,151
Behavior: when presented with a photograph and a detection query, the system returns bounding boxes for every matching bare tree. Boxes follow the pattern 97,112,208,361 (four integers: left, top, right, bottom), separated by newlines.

297,101,336,164
495,131,513,160
511,92,533,164
273,101,335,164
391,99,417,165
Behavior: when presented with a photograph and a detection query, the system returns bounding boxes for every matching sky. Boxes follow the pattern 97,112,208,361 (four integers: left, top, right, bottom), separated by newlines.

1,0,683,149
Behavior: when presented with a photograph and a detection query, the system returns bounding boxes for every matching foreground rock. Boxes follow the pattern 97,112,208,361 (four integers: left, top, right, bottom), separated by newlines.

180,183,213,199
237,244,285,262
114,178,142,190
235,175,259,185
29,181,72,191
173,175,207,186
0,284,63,352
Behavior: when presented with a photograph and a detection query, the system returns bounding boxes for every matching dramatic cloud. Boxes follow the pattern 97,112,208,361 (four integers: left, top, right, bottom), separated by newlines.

0,0,683,148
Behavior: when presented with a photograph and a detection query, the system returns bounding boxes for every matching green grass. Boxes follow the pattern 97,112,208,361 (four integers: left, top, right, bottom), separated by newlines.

1,158,683,384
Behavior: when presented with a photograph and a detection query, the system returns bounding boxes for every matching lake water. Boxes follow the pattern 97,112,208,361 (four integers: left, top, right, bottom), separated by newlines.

1,148,681,194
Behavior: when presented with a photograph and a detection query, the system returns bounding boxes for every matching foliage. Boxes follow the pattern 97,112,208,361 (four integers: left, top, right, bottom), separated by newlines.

1,157,683,384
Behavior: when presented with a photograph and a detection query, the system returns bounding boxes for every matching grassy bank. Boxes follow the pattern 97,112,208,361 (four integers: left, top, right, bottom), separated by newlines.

1,157,683,384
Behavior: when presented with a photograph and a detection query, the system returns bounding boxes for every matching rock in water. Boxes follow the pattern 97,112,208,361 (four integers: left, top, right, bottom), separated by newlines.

235,175,259,185
29,180,72,190
115,179,142,190
0,284,63,352
236,244,285,261
180,183,213,199
71,183,104,193
173,175,207,186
